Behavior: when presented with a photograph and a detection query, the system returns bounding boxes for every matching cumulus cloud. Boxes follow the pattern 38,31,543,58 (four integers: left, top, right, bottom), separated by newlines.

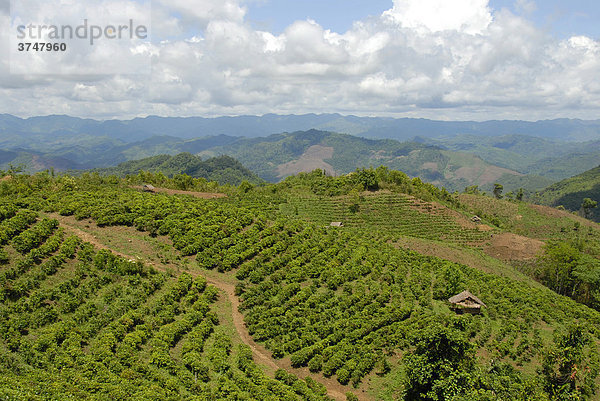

383,0,493,34
8,0,152,75
0,0,599,120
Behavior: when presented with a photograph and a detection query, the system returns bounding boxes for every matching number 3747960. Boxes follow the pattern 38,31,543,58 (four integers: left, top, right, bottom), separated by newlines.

18,42,67,51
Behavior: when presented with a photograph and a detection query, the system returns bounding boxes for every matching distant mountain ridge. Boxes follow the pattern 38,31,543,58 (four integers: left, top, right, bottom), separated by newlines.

425,134,600,180
2,113,600,192
2,113,600,143
198,129,551,192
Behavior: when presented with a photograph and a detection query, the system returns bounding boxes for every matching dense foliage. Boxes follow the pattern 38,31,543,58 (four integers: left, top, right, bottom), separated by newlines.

0,214,330,400
1,172,600,400
87,153,263,186
533,241,600,310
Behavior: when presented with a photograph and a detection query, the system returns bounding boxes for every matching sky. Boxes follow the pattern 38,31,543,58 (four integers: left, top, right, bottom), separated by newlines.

1,0,599,121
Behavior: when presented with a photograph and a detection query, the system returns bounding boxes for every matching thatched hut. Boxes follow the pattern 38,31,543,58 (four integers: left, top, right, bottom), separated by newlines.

448,290,486,314
142,184,156,192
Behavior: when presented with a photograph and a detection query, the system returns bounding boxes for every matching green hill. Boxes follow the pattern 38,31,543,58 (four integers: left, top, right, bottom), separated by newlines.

1,126,560,193
201,129,544,192
87,153,263,186
2,114,600,193
0,170,600,400
429,134,600,182
538,165,600,221
2,165,600,400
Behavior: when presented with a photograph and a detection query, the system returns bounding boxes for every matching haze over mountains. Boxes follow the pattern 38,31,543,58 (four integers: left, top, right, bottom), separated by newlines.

1,113,599,194
3,113,600,142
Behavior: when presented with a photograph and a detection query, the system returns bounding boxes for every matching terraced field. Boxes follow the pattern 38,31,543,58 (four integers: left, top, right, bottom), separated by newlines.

281,192,492,245
0,208,332,400
1,173,600,400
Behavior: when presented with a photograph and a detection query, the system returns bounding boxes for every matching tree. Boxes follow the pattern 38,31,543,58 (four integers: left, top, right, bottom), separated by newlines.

7,164,24,175
493,183,503,199
581,198,597,219
173,174,194,190
346,392,359,401
238,180,254,194
537,241,580,296
403,323,476,400
464,185,480,195
516,188,524,201
356,168,379,191
183,351,209,382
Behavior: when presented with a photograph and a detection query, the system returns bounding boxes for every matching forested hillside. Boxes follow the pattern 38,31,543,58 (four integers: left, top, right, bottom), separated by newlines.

1,168,599,400
87,153,263,186
200,129,544,192
537,165,600,222
3,113,600,195
428,134,600,182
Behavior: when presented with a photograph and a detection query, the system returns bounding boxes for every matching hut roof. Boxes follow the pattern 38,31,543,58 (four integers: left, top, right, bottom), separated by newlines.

330,222,344,227
448,290,486,308
143,184,156,190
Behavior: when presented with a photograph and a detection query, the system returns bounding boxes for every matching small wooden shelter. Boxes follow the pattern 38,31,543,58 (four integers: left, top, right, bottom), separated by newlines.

142,184,156,193
330,222,344,227
448,290,486,314
471,215,482,223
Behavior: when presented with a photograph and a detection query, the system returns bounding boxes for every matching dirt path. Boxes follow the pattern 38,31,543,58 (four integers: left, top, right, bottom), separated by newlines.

51,215,359,401
131,185,227,199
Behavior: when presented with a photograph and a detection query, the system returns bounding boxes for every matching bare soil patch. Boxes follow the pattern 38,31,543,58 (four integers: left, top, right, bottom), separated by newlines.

482,232,544,261
131,185,227,199
277,145,336,178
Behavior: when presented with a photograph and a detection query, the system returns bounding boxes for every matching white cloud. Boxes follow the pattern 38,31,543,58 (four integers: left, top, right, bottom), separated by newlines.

8,0,152,75
383,0,493,35
0,0,599,121
154,0,246,29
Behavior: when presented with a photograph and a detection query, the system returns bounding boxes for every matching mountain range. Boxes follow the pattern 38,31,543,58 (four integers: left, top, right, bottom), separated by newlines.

3,113,600,142
1,113,600,193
